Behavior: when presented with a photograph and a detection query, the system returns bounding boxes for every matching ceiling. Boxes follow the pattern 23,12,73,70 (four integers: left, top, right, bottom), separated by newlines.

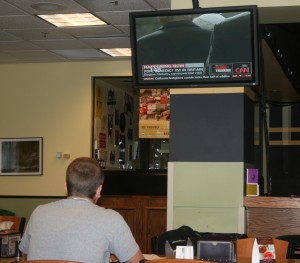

0,0,300,103
0,0,171,63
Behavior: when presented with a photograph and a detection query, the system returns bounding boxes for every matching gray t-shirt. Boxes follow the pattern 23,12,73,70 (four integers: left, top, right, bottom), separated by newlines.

19,198,140,263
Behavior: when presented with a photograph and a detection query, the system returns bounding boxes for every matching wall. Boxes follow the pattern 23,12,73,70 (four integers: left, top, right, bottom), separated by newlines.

0,197,60,220
0,60,131,196
168,162,245,233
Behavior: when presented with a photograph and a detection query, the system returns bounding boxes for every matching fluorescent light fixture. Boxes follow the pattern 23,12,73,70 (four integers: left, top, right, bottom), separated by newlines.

38,13,106,27
100,48,132,57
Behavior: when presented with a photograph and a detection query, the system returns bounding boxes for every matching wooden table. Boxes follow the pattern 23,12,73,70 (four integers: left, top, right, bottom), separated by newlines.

0,258,17,263
1,258,300,263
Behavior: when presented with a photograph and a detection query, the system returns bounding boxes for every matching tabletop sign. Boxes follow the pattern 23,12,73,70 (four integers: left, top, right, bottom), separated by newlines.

252,237,275,263
246,168,259,196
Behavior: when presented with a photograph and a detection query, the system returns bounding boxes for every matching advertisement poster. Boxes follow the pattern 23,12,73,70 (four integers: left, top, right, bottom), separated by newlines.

139,89,170,138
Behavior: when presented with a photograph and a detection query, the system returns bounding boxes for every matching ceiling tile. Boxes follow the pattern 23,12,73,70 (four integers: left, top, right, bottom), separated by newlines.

31,39,91,50
5,0,88,14
0,41,43,51
0,15,52,30
0,51,18,60
52,49,109,59
146,0,171,10
115,25,130,35
80,37,130,49
4,50,63,60
96,11,130,26
61,25,125,38
5,28,75,41
0,30,20,41
0,1,26,15
75,0,153,12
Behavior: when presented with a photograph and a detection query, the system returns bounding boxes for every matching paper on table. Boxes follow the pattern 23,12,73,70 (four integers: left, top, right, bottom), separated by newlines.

175,246,194,259
143,254,166,260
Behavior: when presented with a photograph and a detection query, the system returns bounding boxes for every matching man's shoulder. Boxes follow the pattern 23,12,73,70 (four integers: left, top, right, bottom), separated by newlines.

32,199,123,219
31,199,63,213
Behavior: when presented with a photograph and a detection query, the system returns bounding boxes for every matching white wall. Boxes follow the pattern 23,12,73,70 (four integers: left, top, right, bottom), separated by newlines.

0,60,131,196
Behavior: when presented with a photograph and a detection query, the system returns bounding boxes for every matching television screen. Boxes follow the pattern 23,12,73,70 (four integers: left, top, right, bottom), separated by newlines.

130,5,260,88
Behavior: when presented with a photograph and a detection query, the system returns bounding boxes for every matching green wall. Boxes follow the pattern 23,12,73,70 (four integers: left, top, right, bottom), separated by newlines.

0,197,61,227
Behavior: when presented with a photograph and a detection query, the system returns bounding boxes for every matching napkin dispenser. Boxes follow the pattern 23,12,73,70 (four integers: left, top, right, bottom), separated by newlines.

0,230,21,258
197,240,235,262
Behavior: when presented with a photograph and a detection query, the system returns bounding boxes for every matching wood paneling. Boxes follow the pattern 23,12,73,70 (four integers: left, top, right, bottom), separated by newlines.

244,196,300,237
244,196,300,208
145,208,167,252
98,195,167,253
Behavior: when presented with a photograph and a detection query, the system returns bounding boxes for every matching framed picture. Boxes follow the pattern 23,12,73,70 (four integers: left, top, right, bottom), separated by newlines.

0,137,43,176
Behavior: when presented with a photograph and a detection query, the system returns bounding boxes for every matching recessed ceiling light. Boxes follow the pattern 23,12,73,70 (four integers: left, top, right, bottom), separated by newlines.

38,13,106,27
100,48,131,57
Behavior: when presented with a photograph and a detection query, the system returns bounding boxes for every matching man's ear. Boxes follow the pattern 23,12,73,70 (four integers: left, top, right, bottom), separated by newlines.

94,185,103,203
97,185,103,196
64,182,68,194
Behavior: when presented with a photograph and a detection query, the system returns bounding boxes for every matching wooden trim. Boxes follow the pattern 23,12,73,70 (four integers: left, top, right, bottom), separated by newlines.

244,196,300,209
269,127,300,132
269,140,300,145
170,87,257,101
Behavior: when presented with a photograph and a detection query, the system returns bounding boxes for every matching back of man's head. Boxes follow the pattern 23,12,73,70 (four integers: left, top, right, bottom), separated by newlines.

66,157,104,198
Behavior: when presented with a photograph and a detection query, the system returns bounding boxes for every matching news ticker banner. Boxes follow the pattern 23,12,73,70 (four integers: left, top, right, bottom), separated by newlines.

142,62,252,81
139,89,170,138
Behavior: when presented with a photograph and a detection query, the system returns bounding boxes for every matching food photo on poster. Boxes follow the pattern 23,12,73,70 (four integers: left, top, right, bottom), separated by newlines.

139,89,170,139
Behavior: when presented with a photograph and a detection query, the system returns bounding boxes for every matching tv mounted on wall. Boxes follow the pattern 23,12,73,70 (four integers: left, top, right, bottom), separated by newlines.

130,5,260,89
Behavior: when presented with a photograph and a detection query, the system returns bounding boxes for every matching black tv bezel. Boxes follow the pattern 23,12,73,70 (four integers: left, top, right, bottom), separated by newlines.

129,5,260,89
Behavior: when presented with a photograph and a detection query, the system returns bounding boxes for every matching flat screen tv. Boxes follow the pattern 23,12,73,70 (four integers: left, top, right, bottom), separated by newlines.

130,5,260,88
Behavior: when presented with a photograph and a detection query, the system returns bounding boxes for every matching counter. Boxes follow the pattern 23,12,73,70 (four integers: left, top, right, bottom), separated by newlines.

244,196,300,237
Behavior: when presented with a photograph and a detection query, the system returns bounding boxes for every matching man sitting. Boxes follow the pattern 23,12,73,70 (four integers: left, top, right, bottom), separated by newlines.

20,157,144,263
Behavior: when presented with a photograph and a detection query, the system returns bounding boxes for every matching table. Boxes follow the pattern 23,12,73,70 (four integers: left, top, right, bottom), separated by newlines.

0,258,17,263
1,258,300,263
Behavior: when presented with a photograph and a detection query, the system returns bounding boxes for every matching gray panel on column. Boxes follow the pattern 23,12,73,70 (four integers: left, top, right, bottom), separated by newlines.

169,93,254,162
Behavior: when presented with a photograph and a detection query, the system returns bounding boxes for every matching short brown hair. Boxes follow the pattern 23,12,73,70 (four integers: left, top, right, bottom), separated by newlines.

66,157,104,198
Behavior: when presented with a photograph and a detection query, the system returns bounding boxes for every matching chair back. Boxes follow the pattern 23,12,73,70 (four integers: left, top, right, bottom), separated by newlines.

236,237,289,259
142,260,212,263
276,235,300,259
0,215,26,235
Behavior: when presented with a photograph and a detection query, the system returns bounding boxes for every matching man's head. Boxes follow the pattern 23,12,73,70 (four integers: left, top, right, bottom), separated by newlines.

66,157,104,201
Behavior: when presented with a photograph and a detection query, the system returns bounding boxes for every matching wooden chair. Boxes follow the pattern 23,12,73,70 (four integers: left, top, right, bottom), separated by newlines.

0,215,26,235
141,260,212,263
277,235,300,259
236,237,289,259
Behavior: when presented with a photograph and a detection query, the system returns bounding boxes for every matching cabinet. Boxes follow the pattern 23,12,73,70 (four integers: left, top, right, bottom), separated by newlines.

98,195,167,253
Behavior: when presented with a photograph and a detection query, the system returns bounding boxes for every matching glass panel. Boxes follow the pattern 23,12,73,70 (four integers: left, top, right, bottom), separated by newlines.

92,76,169,171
